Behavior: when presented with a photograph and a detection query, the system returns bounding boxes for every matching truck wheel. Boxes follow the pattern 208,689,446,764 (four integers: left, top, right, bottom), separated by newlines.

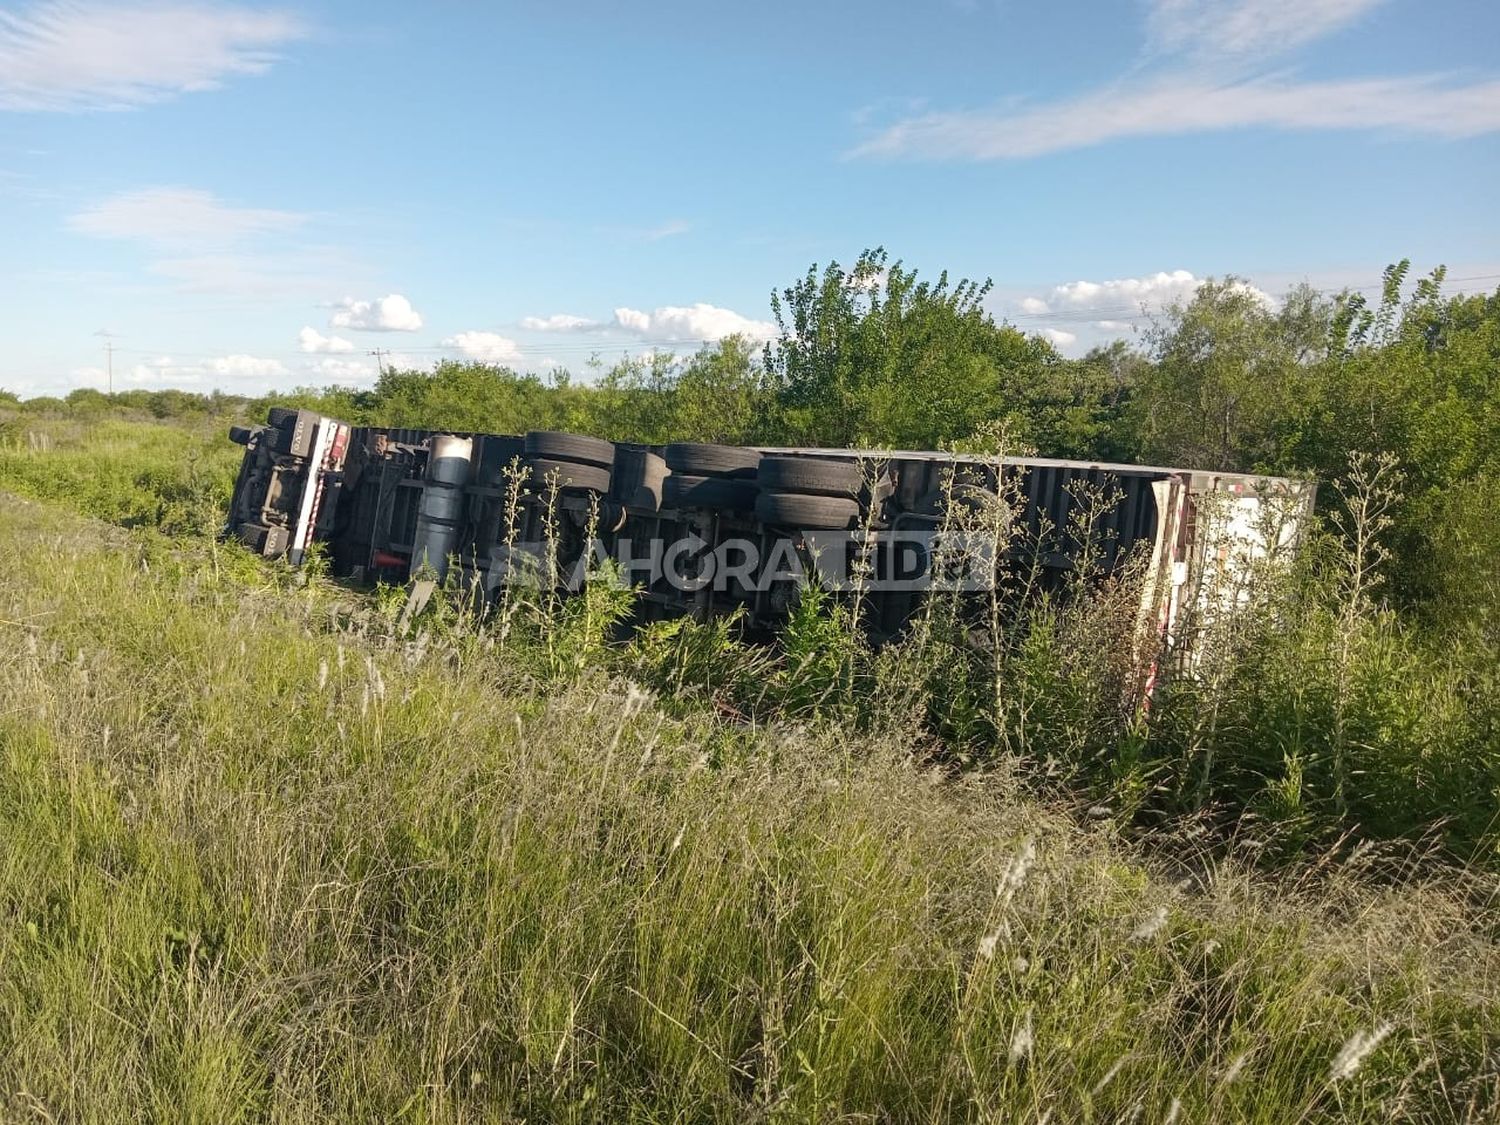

525,457,612,493
758,455,863,497
524,431,616,468
755,492,861,529
663,442,761,478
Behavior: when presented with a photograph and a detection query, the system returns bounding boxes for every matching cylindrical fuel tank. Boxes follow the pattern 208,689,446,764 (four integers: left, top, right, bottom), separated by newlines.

412,435,474,580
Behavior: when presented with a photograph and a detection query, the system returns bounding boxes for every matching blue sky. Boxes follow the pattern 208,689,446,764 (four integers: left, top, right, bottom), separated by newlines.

1,0,1497,396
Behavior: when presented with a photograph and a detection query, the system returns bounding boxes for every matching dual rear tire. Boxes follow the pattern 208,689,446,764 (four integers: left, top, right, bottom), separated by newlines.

755,455,866,529
661,442,762,511
522,431,614,493
513,438,874,528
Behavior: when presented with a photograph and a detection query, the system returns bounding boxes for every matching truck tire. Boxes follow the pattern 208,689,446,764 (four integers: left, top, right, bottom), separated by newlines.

524,431,616,468
758,455,863,497
663,442,761,478
525,457,612,493
663,473,758,511
267,407,298,428
755,491,861,529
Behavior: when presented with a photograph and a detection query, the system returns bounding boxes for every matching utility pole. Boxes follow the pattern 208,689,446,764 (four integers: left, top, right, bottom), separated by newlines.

368,348,391,377
94,329,118,394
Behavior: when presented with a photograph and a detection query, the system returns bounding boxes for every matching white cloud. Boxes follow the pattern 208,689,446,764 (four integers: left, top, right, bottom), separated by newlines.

0,2,305,112
520,302,778,344
383,352,435,373
851,0,1497,162
851,74,1500,161
68,186,304,249
1048,269,1205,312
69,364,108,388
1019,269,1272,322
614,307,652,334
1003,269,1277,352
329,293,423,332
127,362,200,385
66,186,346,297
305,357,374,382
520,313,599,332
298,326,354,354
208,353,287,378
1146,0,1386,61
610,303,777,342
443,330,523,364
123,353,287,385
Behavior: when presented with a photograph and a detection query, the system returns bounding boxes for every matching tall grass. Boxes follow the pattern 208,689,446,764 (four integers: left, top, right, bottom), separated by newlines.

0,495,1496,1120
620,464,1500,864
0,416,239,535
0,415,1495,862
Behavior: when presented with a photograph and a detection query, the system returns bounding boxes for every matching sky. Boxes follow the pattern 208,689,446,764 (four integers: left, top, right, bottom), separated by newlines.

1,0,1497,397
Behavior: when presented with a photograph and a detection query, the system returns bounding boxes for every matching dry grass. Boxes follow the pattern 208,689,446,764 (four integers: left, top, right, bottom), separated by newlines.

0,493,1496,1122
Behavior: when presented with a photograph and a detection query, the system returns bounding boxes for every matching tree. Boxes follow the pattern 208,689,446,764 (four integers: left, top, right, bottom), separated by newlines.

1030,341,1147,462
578,353,674,443
1131,278,1332,472
367,361,563,433
65,387,111,415
1315,264,1500,615
763,248,1057,450
668,336,766,444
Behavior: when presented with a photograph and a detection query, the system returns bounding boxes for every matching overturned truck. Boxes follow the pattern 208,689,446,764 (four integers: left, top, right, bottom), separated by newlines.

225,408,1315,672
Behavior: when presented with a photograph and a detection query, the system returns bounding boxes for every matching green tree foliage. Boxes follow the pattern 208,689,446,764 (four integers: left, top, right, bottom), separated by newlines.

63,388,112,415
579,352,672,442
1025,340,1143,461
667,335,765,444
1317,265,1500,622
363,360,566,433
1130,279,1333,472
18,396,66,414
764,248,1059,449
1121,260,1500,627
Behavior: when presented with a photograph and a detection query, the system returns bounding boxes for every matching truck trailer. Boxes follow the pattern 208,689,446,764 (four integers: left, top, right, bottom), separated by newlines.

225,408,1315,675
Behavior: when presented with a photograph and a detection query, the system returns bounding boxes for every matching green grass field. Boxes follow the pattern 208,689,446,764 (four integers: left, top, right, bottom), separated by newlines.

0,420,1497,1120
